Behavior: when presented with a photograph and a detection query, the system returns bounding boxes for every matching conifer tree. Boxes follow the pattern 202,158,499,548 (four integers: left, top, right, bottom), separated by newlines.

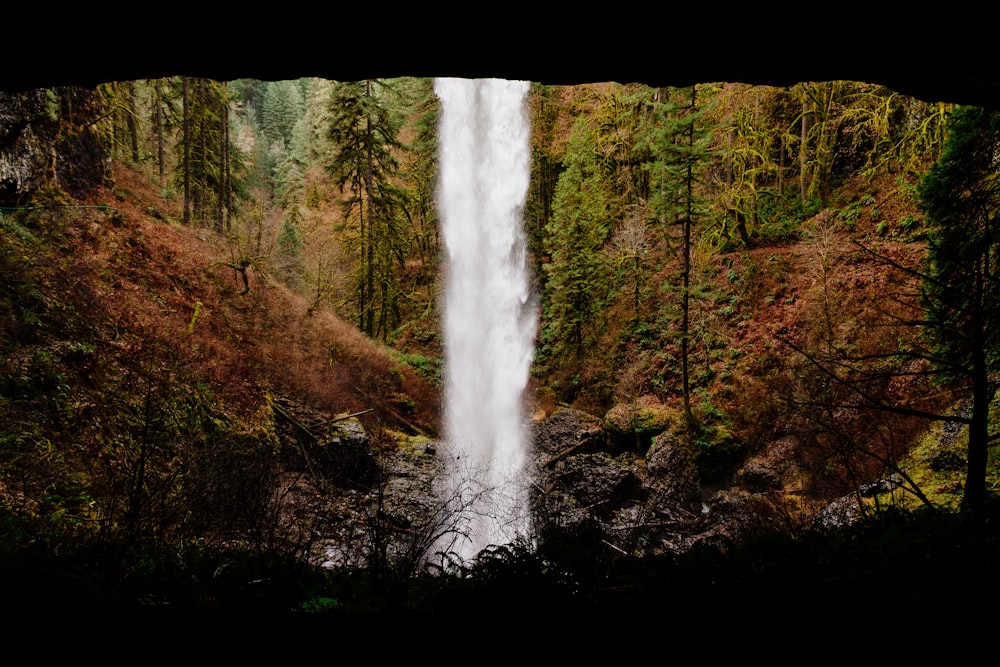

919,105,1000,513
645,85,716,425
175,78,234,229
147,78,181,182
542,117,612,365
398,78,440,282
291,78,335,168
259,79,304,152
326,79,408,338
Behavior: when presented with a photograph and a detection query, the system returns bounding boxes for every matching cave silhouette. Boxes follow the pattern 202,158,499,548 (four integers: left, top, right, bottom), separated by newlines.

4,8,999,111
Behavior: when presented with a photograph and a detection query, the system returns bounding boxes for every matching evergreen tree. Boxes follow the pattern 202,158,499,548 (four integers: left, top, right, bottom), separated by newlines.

275,205,305,286
291,78,335,168
398,77,440,285
918,105,1000,513
146,78,181,182
259,79,304,152
174,77,235,229
525,84,562,278
326,79,408,338
106,81,140,164
542,117,612,365
645,85,716,425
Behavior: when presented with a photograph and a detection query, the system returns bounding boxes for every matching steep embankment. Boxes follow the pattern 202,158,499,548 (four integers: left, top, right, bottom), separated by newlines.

0,162,440,547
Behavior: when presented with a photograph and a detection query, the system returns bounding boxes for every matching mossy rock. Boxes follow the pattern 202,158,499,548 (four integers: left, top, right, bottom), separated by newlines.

604,397,681,454
694,423,742,481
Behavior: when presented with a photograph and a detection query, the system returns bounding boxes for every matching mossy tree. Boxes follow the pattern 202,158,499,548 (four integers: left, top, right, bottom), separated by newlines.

175,77,235,229
709,84,781,250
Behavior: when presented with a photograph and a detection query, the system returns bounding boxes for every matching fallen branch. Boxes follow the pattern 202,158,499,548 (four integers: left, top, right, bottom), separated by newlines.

601,539,630,556
270,400,316,442
541,439,591,469
308,409,375,429
269,398,320,479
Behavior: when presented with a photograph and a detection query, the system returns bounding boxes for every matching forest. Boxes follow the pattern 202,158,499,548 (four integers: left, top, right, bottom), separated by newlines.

1,74,999,630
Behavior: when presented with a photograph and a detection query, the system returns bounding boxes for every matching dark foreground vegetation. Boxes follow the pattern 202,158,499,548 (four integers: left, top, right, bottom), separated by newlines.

3,501,998,646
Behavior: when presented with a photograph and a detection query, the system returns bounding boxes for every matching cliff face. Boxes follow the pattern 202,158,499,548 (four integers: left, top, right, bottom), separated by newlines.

0,87,107,204
0,89,53,202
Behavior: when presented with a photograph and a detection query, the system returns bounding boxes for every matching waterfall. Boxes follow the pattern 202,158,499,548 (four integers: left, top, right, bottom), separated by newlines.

434,77,536,563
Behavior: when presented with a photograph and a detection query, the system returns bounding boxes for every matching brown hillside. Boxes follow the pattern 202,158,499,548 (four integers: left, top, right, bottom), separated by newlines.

3,162,441,441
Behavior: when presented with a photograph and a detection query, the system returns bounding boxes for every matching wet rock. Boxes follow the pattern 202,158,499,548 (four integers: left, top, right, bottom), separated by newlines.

0,89,51,200
814,475,905,529
0,88,108,202
738,462,783,492
544,452,643,515
814,494,862,529
700,489,780,544
311,417,379,488
858,475,903,497
532,407,605,456
644,430,701,514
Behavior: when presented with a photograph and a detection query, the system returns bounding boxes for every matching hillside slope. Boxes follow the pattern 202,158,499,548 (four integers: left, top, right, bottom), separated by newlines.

0,162,441,555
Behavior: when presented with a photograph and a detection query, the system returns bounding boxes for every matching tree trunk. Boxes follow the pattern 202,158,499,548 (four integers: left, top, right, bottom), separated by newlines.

198,80,208,226
182,77,190,226
217,89,228,232
364,79,376,337
153,80,165,181
127,81,139,164
681,85,695,427
964,265,989,514
799,96,808,203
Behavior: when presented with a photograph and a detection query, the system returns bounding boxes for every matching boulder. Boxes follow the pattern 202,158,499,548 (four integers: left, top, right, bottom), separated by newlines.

644,430,702,514
603,396,679,453
532,407,605,456
311,417,379,488
0,88,108,203
0,89,52,201
544,452,643,515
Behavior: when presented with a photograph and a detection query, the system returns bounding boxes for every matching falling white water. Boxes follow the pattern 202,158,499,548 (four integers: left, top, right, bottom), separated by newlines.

434,77,536,562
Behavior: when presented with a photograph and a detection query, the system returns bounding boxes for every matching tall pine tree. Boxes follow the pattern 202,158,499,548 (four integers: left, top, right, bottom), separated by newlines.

326,79,408,339
645,85,716,425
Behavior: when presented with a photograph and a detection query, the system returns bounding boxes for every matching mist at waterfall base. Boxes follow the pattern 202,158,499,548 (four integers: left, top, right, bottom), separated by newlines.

433,77,537,564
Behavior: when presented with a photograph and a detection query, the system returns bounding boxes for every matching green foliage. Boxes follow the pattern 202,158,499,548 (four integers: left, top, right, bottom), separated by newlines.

899,214,920,231
275,207,305,286
173,77,240,227
918,106,1000,383
326,79,410,339
917,105,1000,511
838,200,864,224
541,117,612,364
396,77,441,284
259,79,305,152
300,595,340,613
643,86,717,242
525,84,563,274
402,353,440,385
710,85,781,249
